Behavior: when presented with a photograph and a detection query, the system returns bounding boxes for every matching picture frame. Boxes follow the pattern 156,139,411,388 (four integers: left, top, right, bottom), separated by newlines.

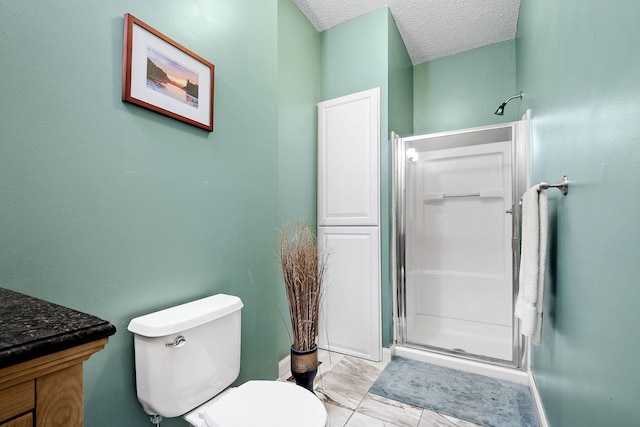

122,13,215,132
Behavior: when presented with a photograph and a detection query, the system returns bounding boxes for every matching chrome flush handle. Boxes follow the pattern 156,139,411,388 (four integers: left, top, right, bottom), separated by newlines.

165,336,186,348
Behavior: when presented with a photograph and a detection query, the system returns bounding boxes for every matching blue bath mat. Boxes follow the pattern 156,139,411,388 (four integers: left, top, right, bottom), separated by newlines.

369,357,538,427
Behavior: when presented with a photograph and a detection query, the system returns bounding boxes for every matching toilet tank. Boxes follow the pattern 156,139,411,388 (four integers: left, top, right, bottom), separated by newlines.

128,294,243,418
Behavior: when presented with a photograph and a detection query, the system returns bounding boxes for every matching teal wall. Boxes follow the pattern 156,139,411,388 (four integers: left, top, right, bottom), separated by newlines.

277,0,321,356
278,0,320,226
414,40,518,134
320,7,413,348
387,13,414,139
0,1,318,426
516,1,640,426
320,8,389,102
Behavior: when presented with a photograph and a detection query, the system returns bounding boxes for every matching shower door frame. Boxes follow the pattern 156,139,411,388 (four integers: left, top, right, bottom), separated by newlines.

392,117,530,369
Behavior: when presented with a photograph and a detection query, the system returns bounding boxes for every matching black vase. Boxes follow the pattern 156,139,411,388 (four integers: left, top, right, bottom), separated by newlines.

290,345,318,393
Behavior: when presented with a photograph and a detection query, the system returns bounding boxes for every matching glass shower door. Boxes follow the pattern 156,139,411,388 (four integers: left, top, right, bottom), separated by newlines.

400,128,515,361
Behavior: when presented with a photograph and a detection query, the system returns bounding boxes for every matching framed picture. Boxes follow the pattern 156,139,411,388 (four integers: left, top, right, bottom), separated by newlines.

122,13,215,132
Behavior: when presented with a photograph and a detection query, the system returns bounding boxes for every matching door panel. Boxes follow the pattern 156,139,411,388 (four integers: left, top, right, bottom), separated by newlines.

318,226,381,361
317,88,379,226
405,140,513,360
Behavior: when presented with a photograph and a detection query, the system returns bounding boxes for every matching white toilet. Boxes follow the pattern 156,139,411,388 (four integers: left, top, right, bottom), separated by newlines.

127,294,327,427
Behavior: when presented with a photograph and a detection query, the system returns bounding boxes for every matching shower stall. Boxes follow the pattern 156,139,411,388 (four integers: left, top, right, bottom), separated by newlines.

392,118,530,370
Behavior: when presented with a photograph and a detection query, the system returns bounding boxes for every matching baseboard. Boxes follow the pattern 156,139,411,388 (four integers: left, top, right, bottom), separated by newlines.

528,369,549,427
278,354,290,380
382,345,394,363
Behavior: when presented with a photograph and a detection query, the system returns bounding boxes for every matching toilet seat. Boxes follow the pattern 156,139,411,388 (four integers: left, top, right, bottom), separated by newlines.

199,380,327,427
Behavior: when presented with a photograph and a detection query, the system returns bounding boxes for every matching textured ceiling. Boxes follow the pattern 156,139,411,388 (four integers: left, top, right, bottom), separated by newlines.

291,0,521,65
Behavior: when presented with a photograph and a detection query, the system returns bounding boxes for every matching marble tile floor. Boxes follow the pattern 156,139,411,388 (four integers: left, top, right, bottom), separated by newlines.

280,350,484,427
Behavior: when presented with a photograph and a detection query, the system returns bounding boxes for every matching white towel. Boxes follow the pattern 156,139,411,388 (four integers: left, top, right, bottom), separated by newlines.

515,185,548,345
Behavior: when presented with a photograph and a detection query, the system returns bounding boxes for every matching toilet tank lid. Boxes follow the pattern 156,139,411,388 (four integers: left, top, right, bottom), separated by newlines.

127,294,243,337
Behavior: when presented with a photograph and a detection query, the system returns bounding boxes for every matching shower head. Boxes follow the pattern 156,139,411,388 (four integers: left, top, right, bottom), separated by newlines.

494,91,523,116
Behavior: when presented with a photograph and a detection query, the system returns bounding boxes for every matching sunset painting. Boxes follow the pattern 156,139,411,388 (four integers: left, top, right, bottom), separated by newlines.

146,47,199,108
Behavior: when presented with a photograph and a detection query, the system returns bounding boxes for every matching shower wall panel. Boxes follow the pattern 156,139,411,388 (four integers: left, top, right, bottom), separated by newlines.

404,139,513,360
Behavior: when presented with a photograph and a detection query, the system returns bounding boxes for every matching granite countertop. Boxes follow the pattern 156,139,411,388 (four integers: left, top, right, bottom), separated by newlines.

0,288,116,369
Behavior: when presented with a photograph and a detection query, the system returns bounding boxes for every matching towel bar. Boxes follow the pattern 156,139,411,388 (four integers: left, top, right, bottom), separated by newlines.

539,175,569,195
518,176,569,207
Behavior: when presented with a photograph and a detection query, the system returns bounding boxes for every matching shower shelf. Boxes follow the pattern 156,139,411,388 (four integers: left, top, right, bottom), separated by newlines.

424,190,504,202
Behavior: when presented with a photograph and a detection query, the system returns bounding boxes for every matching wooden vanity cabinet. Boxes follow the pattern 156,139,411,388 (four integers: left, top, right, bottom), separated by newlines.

0,339,108,427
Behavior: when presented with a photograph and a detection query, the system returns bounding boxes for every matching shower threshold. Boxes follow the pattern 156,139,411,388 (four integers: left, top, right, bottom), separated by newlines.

393,344,527,385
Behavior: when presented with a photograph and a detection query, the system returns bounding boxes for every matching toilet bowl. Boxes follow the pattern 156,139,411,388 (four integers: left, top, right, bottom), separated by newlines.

184,380,327,427
127,294,327,426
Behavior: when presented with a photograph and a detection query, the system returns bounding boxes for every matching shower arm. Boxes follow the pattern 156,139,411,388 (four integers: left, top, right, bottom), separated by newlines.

494,91,523,115
502,93,523,105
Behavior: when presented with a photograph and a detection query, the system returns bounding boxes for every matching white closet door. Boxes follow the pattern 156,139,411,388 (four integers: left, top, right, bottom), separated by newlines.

318,226,381,361
317,88,380,226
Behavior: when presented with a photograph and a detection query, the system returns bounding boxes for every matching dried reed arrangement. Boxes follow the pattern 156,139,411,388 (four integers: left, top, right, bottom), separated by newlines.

280,223,327,352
